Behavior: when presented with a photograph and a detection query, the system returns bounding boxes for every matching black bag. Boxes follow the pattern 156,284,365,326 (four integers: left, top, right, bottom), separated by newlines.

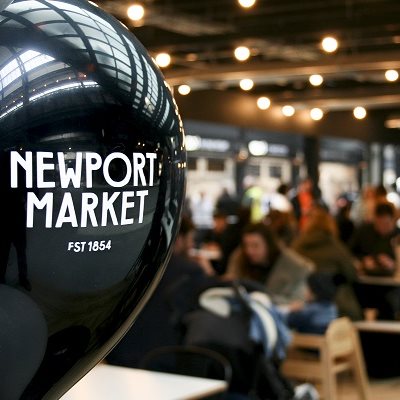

249,356,294,400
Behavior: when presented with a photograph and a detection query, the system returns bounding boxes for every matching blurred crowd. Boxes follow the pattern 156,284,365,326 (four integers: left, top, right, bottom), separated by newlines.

108,178,400,398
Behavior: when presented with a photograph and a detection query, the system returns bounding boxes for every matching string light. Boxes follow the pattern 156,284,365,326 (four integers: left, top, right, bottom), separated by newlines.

240,78,254,91
257,96,271,110
282,105,295,117
353,106,367,120
238,0,256,8
310,108,324,121
234,46,251,61
321,36,338,53
155,52,171,68
178,85,191,95
385,69,399,82
127,4,145,21
309,74,324,86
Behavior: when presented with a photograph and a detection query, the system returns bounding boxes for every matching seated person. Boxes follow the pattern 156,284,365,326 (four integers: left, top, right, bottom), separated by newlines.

225,223,314,305
280,272,338,335
292,206,361,320
351,202,400,319
350,202,400,276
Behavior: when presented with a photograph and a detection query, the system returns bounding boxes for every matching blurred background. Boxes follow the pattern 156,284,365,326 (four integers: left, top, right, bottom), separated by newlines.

95,0,400,211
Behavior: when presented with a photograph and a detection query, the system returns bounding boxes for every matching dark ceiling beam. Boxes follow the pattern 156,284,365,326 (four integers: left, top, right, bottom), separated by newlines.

264,85,400,110
132,12,400,50
96,0,400,50
175,89,400,144
98,1,235,36
165,51,400,85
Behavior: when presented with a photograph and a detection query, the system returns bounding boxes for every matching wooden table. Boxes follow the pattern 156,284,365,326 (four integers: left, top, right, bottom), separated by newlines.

354,320,400,334
60,364,228,400
353,320,400,378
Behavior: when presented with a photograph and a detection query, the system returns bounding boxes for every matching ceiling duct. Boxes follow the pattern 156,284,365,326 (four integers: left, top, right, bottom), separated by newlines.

99,1,235,36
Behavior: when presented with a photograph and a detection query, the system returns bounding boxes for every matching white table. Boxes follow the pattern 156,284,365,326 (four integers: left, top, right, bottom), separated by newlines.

61,364,227,400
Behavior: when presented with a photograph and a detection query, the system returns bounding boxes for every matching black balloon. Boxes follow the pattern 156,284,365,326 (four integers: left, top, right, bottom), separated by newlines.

0,0,186,399
0,0,13,11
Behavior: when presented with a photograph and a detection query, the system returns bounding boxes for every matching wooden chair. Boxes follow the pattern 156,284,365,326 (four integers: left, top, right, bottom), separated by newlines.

281,317,370,400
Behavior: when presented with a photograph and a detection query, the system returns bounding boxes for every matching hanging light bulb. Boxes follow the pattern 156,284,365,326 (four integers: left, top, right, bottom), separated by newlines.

239,78,254,91
385,69,399,82
309,74,324,86
282,105,295,117
127,4,145,21
178,85,191,95
155,52,171,68
234,46,251,61
257,97,271,110
238,0,256,8
321,36,339,53
353,106,367,120
310,108,324,121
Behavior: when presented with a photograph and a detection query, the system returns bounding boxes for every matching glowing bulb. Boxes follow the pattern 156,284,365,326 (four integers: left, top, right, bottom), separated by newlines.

385,69,399,82
238,0,256,8
321,36,338,53
240,78,254,91
248,140,268,156
178,84,191,95
310,108,324,121
353,106,367,120
127,4,145,21
282,105,295,117
155,52,171,68
309,74,324,86
257,96,271,110
234,46,251,61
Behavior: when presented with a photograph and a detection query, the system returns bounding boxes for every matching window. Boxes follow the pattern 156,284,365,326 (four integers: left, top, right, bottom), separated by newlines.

246,164,260,177
269,165,282,179
187,158,197,171
207,158,225,172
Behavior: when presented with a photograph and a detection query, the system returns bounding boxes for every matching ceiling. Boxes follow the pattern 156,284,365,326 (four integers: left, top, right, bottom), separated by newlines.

94,0,400,114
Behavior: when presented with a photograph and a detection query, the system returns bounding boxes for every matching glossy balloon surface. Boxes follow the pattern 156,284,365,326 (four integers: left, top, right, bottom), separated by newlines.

0,0,186,398
0,0,13,12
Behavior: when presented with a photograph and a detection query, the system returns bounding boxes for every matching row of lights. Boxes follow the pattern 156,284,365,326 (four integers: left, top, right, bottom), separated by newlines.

176,83,368,121
257,99,368,121
126,0,258,23
126,1,393,124
308,70,399,86
177,67,398,117
126,2,340,69
154,36,340,69
233,36,339,65
176,66,399,96
270,104,368,121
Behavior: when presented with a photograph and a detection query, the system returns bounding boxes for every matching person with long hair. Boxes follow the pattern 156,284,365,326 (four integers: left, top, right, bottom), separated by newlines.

225,223,314,305
292,206,362,320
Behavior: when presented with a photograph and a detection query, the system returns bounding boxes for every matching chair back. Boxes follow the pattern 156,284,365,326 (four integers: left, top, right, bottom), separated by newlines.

325,317,354,359
282,317,370,400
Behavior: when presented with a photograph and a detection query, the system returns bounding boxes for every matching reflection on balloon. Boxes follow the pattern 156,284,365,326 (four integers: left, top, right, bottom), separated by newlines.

0,0,13,12
0,0,186,399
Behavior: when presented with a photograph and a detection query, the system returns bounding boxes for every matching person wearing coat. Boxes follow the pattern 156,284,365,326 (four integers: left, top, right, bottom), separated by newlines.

292,206,362,320
225,223,314,305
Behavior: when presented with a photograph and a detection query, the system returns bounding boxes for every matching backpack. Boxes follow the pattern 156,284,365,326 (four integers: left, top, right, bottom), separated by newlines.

183,281,296,399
